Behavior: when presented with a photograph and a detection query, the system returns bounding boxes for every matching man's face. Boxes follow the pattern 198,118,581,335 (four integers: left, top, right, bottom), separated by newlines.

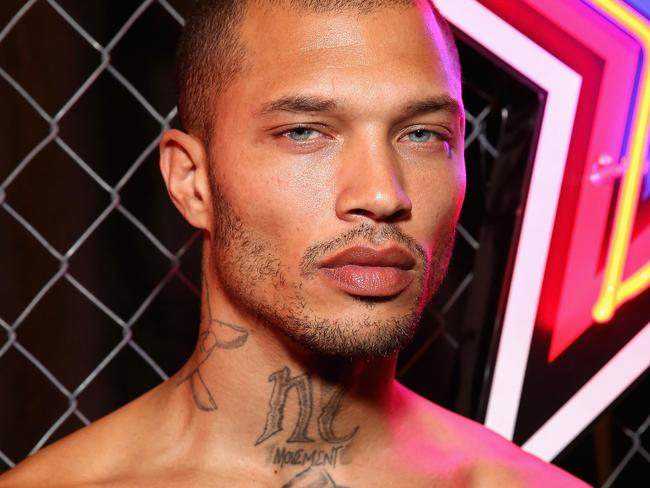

207,2,465,357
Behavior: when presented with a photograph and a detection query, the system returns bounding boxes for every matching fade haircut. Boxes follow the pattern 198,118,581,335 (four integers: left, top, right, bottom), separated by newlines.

176,0,461,143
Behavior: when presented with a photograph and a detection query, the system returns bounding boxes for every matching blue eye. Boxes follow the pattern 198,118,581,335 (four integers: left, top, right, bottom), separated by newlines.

286,128,318,141
407,129,437,142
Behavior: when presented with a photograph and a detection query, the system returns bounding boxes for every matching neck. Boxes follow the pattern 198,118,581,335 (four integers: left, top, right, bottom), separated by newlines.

165,266,404,474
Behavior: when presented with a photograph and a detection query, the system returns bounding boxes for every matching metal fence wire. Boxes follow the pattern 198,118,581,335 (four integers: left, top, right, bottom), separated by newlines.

1,1,647,486
2,0,196,466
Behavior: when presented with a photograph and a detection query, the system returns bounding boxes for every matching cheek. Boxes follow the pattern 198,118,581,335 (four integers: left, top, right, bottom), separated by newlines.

410,162,465,241
215,148,337,262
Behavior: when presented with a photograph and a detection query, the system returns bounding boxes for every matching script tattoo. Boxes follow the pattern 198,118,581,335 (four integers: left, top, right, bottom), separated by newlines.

256,368,315,444
271,444,349,469
177,277,249,410
281,467,348,488
256,367,359,446
318,387,358,443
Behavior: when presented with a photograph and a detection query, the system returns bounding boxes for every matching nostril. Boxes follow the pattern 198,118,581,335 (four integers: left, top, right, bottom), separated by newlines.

346,207,410,222
349,208,374,218
387,208,411,223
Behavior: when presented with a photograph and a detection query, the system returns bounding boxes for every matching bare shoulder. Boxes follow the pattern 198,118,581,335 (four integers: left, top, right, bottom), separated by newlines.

394,383,591,488
0,384,168,488
0,421,113,488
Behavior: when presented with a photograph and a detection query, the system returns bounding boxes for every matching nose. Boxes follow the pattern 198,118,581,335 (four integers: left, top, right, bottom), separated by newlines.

335,136,412,223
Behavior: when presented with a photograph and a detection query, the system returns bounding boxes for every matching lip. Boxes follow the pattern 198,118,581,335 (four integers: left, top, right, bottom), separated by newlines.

317,245,416,297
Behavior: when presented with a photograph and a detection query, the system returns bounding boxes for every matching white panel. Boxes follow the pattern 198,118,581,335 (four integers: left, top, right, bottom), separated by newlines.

435,0,582,440
523,323,650,460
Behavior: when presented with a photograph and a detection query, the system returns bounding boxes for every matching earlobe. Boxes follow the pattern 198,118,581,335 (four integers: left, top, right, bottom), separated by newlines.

159,129,212,231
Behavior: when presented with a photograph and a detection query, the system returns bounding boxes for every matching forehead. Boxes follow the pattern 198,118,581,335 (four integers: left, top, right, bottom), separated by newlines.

228,2,461,112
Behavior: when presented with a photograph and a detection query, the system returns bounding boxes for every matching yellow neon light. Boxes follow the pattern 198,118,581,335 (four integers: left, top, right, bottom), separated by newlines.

617,261,650,304
589,0,650,323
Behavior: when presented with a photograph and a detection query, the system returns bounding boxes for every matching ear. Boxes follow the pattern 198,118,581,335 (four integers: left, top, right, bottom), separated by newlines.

159,129,212,231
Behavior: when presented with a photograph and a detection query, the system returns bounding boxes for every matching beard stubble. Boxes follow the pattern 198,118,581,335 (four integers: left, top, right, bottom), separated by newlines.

208,177,456,359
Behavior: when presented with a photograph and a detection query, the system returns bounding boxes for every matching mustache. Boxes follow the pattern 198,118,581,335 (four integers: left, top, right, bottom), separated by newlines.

299,223,427,277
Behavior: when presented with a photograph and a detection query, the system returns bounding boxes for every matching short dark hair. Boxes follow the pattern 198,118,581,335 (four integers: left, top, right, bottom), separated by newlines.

176,0,460,143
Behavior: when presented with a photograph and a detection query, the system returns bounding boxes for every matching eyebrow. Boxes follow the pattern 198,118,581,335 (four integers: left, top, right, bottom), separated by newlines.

257,95,338,115
401,96,462,119
256,94,462,119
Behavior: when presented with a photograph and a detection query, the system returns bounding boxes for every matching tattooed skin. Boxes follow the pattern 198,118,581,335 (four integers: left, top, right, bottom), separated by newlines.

256,367,359,446
257,368,315,444
317,387,358,444
270,444,349,469
281,467,348,488
177,276,249,410
256,364,359,485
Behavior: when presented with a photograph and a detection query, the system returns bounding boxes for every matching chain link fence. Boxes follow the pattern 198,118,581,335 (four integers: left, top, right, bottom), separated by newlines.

601,407,650,487
556,372,650,487
1,0,197,466
2,1,646,486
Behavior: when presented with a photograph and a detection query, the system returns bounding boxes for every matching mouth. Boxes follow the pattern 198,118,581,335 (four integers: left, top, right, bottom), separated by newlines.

317,245,417,297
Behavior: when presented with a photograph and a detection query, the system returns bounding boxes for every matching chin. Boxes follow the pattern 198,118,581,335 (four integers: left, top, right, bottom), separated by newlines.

268,304,423,359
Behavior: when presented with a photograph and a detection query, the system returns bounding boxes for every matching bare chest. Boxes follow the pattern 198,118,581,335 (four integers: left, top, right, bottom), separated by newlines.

80,462,487,488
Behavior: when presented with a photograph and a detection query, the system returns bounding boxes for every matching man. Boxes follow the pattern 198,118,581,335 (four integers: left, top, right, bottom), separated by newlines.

0,1,588,486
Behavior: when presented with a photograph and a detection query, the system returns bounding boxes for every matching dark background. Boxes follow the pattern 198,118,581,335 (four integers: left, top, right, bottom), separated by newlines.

1,1,648,486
